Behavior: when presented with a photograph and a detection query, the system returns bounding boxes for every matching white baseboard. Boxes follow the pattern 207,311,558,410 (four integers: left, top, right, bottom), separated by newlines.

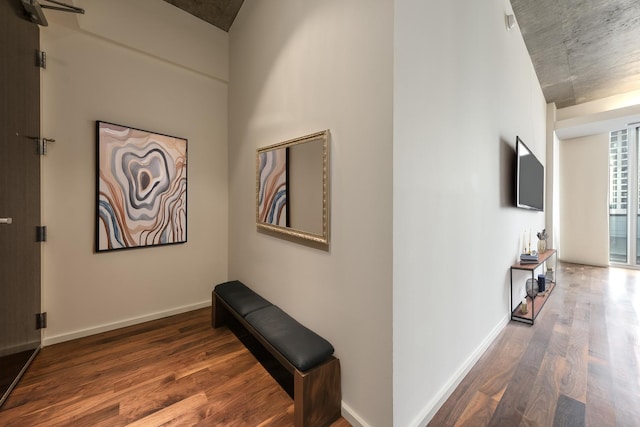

411,314,509,427
42,300,211,346
342,401,371,427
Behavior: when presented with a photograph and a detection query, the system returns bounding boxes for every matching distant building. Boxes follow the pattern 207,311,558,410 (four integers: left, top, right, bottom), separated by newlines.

609,129,629,263
609,129,628,213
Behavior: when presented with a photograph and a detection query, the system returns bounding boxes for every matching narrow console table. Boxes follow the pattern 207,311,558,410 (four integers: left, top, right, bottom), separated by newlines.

510,249,557,325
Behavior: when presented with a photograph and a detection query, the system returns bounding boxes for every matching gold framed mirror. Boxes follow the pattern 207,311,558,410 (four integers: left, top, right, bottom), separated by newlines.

256,130,329,245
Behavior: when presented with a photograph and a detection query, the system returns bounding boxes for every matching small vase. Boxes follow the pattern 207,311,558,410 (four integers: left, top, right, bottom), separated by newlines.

545,267,554,283
537,239,547,254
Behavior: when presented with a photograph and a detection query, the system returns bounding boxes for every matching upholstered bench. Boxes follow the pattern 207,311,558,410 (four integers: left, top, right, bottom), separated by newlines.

212,280,341,427
213,280,272,318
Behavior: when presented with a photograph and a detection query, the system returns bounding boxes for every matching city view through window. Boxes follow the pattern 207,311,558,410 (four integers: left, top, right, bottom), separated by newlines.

609,128,640,264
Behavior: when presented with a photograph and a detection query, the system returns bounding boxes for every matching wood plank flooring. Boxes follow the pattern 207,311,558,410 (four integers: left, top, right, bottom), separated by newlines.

3,262,639,426
430,262,640,427
0,308,350,426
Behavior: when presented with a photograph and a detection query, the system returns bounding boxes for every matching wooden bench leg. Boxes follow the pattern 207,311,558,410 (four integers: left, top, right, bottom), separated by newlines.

211,292,229,328
294,357,341,427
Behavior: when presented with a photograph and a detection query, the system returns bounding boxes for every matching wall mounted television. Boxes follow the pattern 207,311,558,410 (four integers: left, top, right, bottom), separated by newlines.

515,136,544,211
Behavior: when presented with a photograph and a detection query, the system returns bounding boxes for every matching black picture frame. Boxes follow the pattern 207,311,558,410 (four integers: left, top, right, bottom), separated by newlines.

96,121,188,252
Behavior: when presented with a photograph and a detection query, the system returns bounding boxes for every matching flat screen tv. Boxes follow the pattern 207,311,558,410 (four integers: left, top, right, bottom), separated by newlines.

516,136,544,211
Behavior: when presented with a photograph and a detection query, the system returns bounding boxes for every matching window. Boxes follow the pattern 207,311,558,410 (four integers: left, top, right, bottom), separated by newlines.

609,127,640,265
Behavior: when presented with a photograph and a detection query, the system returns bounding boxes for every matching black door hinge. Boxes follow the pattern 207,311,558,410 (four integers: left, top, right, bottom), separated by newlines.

36,312,47,329
36,226,47,242
36,50,46,69
37,138,56,156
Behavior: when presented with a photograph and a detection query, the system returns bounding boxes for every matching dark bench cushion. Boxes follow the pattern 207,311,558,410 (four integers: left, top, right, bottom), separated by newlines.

245,305,334,372
214,280,273,317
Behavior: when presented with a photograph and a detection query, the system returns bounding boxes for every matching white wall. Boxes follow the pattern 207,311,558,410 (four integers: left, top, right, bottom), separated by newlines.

559,134,609,266
546,104,561,252
394,1,547,425
40,0,229,344
228,1,393,425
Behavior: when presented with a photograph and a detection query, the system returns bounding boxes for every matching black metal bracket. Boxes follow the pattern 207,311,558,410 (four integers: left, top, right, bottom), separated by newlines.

42,138,55,155
36,226,47,242
36,50,46,69
28,136,55,155
36,312,47,329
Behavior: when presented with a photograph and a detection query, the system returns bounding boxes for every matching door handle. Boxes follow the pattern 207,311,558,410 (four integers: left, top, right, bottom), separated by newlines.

0,218,13,224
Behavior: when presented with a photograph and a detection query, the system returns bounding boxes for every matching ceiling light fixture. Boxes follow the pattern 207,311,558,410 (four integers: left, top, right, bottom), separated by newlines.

21,0,85,27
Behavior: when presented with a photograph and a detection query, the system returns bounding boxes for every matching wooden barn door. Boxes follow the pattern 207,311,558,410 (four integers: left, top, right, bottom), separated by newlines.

0,0,42,407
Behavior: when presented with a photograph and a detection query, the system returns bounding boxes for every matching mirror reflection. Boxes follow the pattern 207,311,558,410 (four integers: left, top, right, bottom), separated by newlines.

256,130,329,245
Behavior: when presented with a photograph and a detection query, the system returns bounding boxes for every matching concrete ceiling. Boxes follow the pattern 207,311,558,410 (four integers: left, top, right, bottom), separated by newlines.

163,1,640,109
511,0,640,108
162,0,244,32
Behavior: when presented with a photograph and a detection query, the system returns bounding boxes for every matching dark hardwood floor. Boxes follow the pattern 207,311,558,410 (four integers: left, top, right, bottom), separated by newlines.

0,308,350,426
430,262,640,427
2,262,639,426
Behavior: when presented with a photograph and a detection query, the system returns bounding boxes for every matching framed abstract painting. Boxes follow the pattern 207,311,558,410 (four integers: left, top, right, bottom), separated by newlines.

257,146,289,228
96,121,188,252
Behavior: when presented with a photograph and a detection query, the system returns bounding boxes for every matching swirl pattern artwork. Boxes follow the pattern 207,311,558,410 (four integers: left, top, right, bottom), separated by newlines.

257,148,288,227
96,121,187,251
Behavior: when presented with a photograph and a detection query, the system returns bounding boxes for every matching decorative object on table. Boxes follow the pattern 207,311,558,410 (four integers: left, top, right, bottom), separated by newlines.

526,278,539,298
546,267,554,282
520,251,539,264
523,228,533,254
537,274,546,293
537,228,548,253
510,249,558,325
96,121,188,252
521,298,528,314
